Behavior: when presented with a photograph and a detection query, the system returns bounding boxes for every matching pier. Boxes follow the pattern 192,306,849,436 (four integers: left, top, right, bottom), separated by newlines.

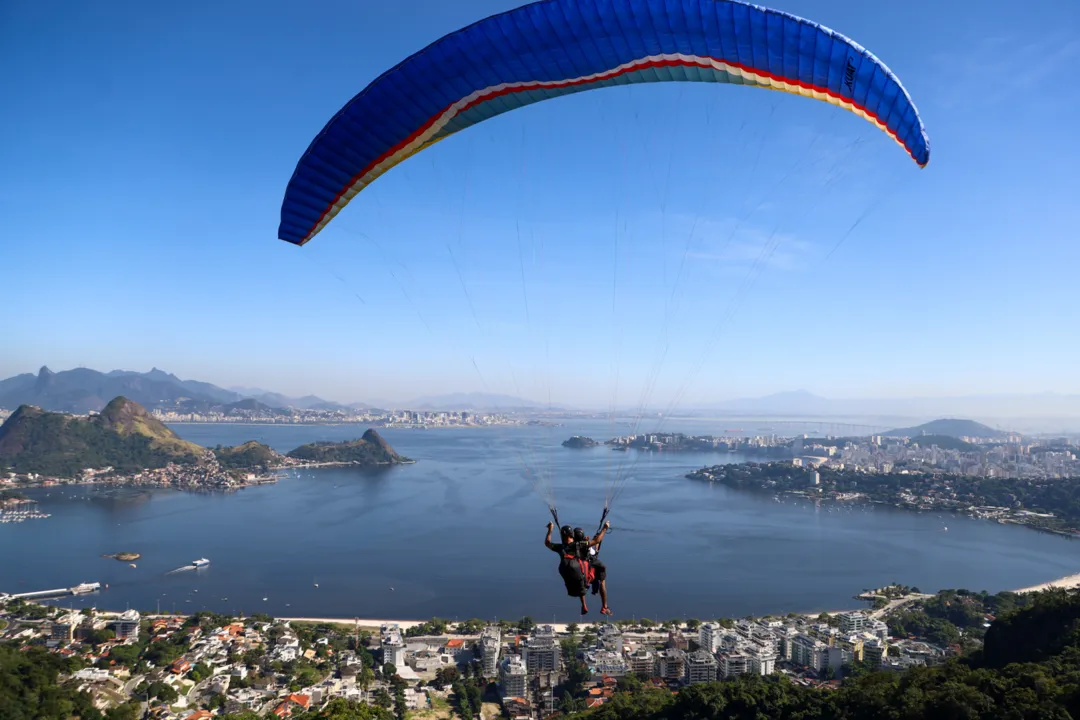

5,582,102,600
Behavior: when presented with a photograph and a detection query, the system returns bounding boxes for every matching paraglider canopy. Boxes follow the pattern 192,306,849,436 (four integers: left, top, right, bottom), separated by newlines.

278,0,929,248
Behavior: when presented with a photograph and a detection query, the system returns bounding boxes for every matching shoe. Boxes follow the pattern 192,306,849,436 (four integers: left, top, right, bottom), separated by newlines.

600,607,613,616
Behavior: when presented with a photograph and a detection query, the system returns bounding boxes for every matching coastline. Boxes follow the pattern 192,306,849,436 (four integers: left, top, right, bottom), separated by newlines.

1013,572,1080,594
43,573,1078,631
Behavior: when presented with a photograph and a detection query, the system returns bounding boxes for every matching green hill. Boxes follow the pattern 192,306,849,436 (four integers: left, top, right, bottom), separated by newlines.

286,429,408,465
213,440,282,470
906,434,980,451
0,397,203,477
883,418,1008,440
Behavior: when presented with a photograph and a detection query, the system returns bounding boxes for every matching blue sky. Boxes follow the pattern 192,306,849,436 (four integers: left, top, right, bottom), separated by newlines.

3,0,1078,408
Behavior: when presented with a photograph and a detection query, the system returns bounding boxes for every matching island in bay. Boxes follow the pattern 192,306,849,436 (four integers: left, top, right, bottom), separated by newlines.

562,435,599,449
0,396,411,490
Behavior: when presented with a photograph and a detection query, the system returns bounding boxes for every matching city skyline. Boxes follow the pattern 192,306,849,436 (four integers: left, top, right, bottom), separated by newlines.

4,0,1078,408
6,363,1080,422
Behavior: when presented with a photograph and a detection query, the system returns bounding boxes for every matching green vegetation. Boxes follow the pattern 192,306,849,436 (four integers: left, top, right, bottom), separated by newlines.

450,680,483,720
0,398,201,476
287,429,408,465
906,434,979,451
404,617,451,637
563,436,599,448
0,644,102,720
213,440,282,470
0,489,27,501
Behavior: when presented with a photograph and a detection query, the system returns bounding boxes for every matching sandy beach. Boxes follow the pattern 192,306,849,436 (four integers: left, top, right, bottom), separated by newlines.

279,617,577,634
1013,572,1080,594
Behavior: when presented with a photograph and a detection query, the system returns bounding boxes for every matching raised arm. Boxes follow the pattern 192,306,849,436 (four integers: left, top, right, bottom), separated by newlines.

545,522,554,549
588,521,611,547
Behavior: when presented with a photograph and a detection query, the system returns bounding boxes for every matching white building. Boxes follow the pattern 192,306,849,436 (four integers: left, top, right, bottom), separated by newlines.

481,626,502,677
499,655,528,699
749,649,776,676
597,624,623,652
583,649,629,677
699,623,723,653
838,613,868,635
111,609,141,643
790,634,828,672
685,649,718,685
827,646,853,672
381,624,406,669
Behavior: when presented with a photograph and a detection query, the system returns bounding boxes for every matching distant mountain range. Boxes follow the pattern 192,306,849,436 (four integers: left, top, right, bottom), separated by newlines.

0,366,367,415
690,390,1080,420
0,366,557,414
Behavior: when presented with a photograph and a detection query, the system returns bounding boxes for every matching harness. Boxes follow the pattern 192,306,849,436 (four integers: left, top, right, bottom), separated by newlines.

562,543,595,585
550,505,606,588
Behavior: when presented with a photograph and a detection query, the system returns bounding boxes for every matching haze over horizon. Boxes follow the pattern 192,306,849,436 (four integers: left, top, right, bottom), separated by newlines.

6,365,1080,428
4,0,1078,410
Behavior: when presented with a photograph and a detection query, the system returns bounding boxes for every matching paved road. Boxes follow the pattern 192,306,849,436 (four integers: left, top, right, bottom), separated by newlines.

870,594,933,620
122,674,145,696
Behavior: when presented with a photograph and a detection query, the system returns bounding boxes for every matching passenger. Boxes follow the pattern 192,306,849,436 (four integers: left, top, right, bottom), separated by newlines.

575,527,612,616
545,523,591,614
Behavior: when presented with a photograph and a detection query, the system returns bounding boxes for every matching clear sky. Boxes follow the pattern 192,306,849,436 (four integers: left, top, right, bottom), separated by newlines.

3,0,1078,409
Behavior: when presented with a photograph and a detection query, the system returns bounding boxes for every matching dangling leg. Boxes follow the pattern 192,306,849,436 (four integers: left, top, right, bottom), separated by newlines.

591,559,611,615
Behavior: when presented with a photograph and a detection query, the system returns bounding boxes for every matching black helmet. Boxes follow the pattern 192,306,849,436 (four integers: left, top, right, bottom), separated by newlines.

560,525,573,538
573,527,586,541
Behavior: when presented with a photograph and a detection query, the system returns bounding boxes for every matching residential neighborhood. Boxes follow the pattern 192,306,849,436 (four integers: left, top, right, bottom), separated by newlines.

0,586,962,720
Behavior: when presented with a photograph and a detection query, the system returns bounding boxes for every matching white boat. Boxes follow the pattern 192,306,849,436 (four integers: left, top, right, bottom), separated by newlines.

192,558,210,567
71,582,101,595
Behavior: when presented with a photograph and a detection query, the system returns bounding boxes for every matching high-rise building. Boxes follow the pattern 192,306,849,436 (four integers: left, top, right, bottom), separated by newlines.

380,624,405,669
698,623,723,653
790,634,828,672
863,639,887,668
627,649,655,676
749,649,776,676
481,626,502,677
657,648,687,681
498,655,527,699
720,653,750,679
838,613,868,635
111,610,141,643
685,649,718,685
51,612,83,644
523,625,558,674
597,624,623,652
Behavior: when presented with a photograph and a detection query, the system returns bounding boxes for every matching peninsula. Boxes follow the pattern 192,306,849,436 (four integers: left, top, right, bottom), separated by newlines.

286,429,413,465
690,461,1080,537
0,397,412,490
